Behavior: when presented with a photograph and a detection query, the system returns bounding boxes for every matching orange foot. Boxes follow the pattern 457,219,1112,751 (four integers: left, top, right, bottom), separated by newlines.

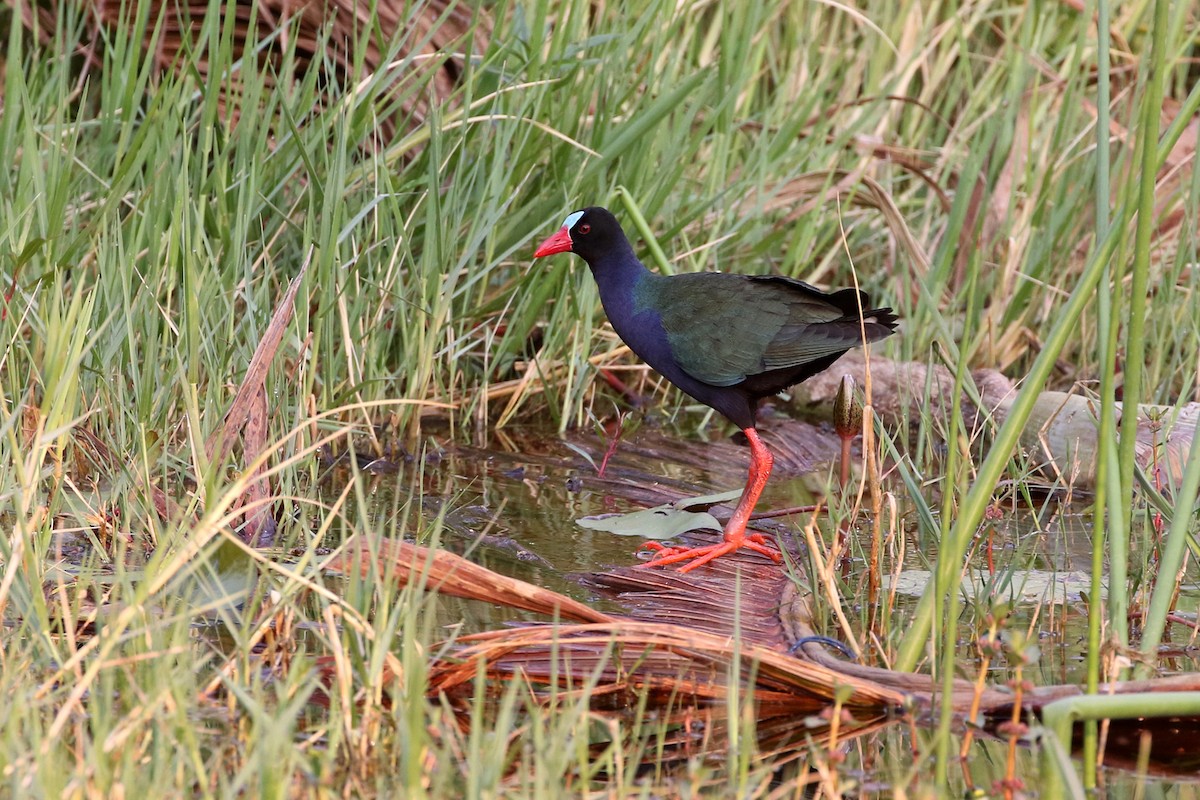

637,533,781,573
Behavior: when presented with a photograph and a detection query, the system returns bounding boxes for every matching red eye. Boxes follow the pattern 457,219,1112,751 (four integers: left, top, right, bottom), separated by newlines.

578,223,591,234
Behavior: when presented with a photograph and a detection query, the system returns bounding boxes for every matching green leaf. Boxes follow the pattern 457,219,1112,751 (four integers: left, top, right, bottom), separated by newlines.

576,488,742,540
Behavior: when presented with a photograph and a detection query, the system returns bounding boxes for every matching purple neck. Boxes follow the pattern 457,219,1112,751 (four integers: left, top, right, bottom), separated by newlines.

582,242,648,330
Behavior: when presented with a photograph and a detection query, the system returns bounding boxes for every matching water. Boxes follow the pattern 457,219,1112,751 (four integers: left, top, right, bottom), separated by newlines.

307,417,1200,791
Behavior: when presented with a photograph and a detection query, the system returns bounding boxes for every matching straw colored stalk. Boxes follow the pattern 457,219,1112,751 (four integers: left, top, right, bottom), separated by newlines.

22,0,490,141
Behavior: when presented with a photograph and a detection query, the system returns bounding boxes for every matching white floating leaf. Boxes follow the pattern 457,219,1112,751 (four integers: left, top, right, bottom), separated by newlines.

576,489,742,540
884,569,1103,605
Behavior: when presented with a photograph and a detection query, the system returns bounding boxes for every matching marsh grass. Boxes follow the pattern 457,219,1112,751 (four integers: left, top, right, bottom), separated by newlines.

1,0,1199,794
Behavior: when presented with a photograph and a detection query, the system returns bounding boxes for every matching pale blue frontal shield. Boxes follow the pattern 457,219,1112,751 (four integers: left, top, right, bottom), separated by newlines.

563,210,585,230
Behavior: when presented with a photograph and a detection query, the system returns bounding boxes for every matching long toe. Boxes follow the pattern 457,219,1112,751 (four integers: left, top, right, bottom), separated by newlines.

636,528,782,571
638,538,780,572
742,538,782,562
637,541,691,558
652,540,736,572
636,541,728,570
676,541,740,573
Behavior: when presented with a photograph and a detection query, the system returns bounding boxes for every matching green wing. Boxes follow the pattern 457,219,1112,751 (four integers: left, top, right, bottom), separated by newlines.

644,273,879,387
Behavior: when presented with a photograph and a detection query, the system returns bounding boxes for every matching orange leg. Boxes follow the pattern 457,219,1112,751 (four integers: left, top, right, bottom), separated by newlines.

638,427,781,573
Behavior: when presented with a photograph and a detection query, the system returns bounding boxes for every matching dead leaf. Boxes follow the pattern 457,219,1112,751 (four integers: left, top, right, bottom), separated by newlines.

576,488,742,539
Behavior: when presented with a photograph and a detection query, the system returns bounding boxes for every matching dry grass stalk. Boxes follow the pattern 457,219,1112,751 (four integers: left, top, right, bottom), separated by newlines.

22,0,490,141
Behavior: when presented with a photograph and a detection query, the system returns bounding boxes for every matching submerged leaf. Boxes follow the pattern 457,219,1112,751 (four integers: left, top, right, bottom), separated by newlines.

884,569,1103,604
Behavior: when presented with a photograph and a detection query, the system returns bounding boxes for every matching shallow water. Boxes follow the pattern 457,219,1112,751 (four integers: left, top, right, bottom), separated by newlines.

317,417,1200,791
41,414,1200,793
334,420,1200,677
325,418,833,621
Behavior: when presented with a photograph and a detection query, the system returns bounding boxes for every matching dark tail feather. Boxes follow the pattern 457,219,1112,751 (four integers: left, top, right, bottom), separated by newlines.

864,306,899,331
857,306,898,344
825,287,899,337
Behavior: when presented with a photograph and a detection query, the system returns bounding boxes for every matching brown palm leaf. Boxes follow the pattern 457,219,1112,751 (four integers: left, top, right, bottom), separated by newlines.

21,0,490,141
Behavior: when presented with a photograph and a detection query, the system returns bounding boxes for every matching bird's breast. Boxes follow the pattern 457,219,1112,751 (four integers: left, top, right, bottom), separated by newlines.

592,285,672,371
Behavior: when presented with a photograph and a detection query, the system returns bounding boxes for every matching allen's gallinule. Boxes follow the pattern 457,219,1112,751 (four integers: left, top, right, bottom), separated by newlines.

534,207,897,572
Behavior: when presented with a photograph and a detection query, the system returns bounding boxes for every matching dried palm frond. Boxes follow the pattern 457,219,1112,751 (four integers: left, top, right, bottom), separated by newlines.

320,534,909,714
323,535,613,624
429,621,909,712
21,0,491,141
321,533,1200,723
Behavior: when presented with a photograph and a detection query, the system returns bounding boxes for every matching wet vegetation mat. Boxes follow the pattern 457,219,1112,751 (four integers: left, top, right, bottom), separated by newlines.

4,0,1200,796
314,430,1200,786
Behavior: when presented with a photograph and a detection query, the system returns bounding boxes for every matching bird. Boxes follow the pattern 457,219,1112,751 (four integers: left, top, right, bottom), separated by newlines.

533,206,898,572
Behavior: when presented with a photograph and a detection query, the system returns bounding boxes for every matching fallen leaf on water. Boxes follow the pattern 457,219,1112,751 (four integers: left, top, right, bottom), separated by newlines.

576,488,743,540
884,569,1104,605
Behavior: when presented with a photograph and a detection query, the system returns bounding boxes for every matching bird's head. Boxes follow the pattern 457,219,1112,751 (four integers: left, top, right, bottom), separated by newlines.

533,207,626,264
